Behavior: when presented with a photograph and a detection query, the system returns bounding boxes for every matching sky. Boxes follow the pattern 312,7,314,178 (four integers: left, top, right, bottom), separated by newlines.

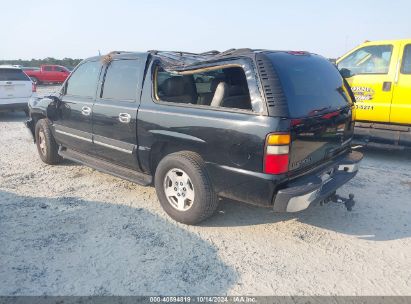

2,0,410,60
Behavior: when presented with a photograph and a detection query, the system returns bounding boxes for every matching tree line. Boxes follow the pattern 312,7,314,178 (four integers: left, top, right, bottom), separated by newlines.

0,57,83,69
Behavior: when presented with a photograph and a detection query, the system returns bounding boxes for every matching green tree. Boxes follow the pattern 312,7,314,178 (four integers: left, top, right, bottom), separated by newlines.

0,57,83,70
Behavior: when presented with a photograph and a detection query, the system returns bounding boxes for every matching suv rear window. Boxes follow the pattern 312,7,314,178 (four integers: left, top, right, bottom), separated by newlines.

0,69,30,81
267,53,351,118
155,66,252,110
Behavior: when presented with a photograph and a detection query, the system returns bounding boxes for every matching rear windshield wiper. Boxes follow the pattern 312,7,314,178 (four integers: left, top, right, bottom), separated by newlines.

308,106,331,115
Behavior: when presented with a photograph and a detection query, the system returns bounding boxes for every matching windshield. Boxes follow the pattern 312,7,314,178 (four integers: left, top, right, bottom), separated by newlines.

267,52,352,118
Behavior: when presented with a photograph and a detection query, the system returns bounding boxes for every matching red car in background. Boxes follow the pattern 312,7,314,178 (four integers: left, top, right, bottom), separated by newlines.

24,65,70,85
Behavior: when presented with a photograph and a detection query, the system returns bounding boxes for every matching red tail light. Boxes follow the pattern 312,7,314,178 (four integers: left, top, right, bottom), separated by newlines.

264,133,290,175
32,83,36,92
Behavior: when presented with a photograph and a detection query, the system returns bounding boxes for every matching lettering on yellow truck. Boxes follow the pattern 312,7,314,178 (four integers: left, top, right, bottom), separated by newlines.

351,86,375,101
337,39,411,148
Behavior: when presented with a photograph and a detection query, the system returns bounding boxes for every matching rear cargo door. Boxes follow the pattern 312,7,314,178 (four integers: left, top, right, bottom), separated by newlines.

288,107,353,173
265,52,354,173
0,68,32,99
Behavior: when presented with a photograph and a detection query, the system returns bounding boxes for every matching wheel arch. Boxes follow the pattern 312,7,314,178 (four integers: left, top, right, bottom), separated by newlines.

28,113,47,142
149,141,205,176
153,149,219,225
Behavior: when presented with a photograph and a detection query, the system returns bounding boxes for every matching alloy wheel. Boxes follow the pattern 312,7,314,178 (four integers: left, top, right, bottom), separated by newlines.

163,168,195,211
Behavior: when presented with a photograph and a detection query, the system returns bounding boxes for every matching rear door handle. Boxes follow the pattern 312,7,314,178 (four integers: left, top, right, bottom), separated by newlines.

81,106,91,116
118,113,131,124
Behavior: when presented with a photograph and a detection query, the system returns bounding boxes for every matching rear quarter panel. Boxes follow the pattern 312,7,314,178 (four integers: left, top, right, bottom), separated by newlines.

137,67,288,206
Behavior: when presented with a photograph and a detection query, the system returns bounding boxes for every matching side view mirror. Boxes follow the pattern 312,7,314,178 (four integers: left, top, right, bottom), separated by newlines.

46,95,62,119
339,68,352,78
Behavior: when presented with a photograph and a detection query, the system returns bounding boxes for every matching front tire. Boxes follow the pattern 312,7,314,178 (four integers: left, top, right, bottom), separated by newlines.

154,151,219,225
35,119,62,165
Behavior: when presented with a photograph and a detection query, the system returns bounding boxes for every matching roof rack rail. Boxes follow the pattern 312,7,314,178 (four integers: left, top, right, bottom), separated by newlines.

215,48,253,57
150,50,222,57
101,51,132,64
199,50,220,55
106,51,132,55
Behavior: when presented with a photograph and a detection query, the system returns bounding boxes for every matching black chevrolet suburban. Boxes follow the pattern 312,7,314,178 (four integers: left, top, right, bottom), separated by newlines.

26,49,363,224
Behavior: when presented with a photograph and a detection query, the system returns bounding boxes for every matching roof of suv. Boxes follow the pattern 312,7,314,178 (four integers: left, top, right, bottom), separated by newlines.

83,49,314,71
0,65,22,69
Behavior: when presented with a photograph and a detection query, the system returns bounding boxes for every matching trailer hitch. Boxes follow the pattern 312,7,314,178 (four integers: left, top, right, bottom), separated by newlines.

320,192,355,211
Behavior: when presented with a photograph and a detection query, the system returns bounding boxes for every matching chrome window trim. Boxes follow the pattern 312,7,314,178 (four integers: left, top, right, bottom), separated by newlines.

55,129,92,143
93,140,133,154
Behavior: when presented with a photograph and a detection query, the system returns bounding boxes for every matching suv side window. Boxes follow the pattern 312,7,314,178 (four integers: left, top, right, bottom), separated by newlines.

338,45,393,76
401,44,411,74
101,59,140,101
65,61,101,98
155,66,252,111
43,66,53,71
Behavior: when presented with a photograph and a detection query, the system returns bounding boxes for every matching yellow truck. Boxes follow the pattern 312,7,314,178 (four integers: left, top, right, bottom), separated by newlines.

337,39,411,148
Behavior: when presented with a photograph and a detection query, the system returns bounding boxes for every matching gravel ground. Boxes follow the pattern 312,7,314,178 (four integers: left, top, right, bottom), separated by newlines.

0,85,411,296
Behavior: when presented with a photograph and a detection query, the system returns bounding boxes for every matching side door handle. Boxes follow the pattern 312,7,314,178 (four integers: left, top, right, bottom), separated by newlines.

382,81,392,92
118,113,131,124
81,106,91,116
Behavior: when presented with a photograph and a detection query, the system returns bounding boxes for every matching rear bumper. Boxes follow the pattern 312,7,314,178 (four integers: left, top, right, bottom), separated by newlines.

0,101,28,112
273,151,363,212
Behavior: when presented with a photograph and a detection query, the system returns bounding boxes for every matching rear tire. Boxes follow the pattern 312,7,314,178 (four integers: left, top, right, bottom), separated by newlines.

154,151,219,225
35,119,62,165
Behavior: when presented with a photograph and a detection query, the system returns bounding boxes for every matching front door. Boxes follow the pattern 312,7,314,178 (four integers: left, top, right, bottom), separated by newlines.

390,43,411,124
53,60,102,153
54,66,69,82
92,58,143,170
42,66,55,82
337,43,399,123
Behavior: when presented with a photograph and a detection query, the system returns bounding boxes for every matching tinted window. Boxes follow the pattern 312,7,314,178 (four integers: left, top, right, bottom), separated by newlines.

0,69,30,81
102,60,140,100
338,45,393,75
268,53,351,118
401,44,411,74
66,61,101,97
43,66,52,71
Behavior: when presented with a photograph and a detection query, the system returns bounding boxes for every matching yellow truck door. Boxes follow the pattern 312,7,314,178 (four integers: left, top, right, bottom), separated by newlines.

337,42,400,123
390,43,411,124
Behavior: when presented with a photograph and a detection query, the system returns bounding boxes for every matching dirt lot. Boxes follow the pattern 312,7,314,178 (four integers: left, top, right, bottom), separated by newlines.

1,85,411,295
